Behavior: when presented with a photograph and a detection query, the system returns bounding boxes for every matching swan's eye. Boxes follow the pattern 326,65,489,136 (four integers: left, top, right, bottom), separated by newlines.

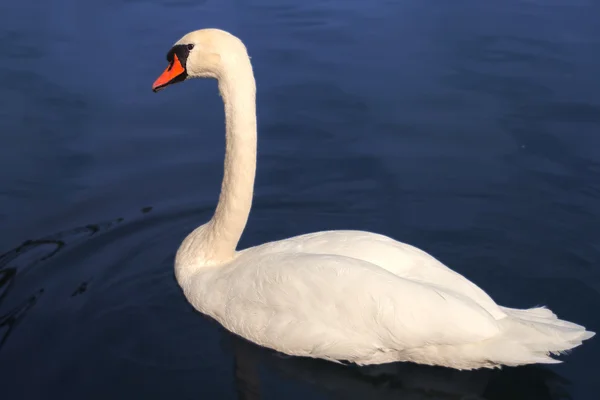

187,44,195,51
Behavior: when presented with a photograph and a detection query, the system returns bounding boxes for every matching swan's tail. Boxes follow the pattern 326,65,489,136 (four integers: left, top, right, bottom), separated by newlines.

500,306,594,354
472,306,595,368
414,306,595,370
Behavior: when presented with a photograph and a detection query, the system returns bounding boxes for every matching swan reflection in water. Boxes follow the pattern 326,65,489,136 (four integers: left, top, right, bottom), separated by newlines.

228,332,571,400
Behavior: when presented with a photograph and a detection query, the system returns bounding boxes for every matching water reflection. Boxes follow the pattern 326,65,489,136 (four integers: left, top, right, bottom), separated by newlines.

231,334,572,399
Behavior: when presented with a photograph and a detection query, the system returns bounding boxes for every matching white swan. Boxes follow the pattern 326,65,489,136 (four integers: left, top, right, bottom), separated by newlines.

152,28,594,370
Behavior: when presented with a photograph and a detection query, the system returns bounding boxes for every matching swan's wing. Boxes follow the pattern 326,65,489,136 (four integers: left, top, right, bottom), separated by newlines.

191,252,501,363
242,230,507,320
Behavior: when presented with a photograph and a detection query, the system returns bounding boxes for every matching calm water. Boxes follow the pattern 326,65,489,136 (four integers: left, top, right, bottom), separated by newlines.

1,0,600,398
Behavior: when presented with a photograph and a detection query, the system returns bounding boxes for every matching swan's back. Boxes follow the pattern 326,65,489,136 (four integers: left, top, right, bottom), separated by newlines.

238,230,508,319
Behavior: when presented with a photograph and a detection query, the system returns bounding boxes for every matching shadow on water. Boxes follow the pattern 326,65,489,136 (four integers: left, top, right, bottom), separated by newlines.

229,332,572,400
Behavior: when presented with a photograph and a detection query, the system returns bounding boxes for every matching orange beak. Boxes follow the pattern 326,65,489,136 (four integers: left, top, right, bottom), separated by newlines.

152,54,186,92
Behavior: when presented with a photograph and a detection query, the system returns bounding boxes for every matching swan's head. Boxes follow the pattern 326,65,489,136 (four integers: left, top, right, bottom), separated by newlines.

152,29,249,92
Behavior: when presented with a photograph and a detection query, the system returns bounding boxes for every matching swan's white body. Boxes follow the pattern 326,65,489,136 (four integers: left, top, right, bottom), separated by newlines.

154,29,594,370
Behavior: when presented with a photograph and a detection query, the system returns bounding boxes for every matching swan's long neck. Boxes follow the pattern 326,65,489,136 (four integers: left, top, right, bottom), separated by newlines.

210,63,257,258
176,56,256,274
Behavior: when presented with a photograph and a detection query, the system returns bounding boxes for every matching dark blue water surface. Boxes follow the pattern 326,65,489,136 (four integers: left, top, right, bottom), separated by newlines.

1,0,600,398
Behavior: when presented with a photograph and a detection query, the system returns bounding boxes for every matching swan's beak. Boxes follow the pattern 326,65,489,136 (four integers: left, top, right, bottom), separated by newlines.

152,54,186,93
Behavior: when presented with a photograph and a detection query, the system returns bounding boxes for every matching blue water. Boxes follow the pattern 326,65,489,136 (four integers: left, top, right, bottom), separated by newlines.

1,0,599,398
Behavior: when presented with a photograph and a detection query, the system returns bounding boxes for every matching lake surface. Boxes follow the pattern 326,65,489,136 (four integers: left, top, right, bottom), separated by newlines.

1,0,599,398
